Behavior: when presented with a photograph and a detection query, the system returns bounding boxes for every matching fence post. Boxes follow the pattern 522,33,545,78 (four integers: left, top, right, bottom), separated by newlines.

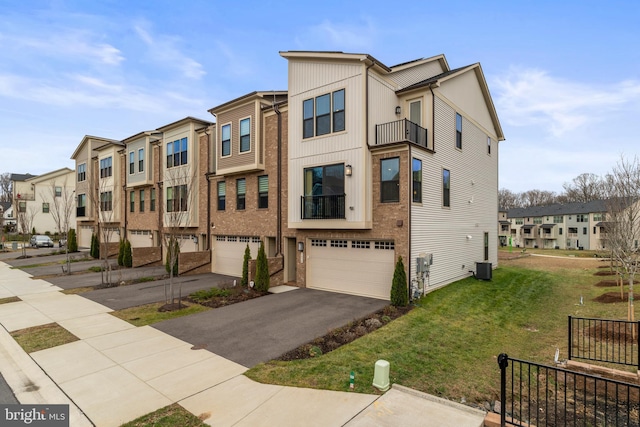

498,353,508,427
568,315,572,362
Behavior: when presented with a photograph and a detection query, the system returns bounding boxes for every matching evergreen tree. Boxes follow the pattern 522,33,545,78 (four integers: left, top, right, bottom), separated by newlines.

90,233,100,259
67,228,78,252
254,241,269,292
242,244,251,286
117,238,125,266
390,256,408,307
123,239,132,268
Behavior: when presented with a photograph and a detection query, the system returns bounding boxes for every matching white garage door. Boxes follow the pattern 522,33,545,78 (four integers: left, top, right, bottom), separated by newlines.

129,230,152,248
213,236,261,277
307,239,395,300
78,226,92,249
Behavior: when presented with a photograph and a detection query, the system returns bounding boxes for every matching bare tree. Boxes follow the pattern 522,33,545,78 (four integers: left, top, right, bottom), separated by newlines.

86,174,119,285
520,189,557,207
604,156,640,322
562,173,606,203
0,173,11,203
14,197,37,257
161,166,198,309
499,188,521,210
42,178,75,273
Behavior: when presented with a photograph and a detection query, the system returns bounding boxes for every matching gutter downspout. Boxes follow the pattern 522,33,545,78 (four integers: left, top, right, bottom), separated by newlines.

274,103,283,257
204,126,212,251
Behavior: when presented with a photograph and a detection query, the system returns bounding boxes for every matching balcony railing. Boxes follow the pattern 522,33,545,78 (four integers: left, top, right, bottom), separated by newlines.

76,206,86,217
301,194,345,220
375,119,430,150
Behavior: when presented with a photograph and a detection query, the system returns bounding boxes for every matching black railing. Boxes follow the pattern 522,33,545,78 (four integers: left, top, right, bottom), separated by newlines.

76,206,86,217
569,315,640,368
375,119,429,150
498,353,640,426
301,194,345,219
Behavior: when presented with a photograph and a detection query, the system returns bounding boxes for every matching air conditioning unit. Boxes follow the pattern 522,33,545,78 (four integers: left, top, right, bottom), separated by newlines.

475,262,492,280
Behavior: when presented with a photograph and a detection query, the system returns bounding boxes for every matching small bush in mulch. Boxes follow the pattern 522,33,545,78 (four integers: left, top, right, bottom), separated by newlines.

594,270,616,276
186,285,267,309
595,280,619,287
593,291,630,303
276,305,412,361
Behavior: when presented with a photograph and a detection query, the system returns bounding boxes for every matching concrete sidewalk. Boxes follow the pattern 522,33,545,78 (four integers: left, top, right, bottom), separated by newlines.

0,261,486,426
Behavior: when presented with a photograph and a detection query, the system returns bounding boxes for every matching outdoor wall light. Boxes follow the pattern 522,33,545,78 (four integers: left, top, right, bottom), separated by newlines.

345,164,353,177
395,106,401,115
298,241,304,252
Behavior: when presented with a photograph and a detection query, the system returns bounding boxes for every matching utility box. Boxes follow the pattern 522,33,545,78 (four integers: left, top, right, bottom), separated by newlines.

416,253,433,273
476,262,492,280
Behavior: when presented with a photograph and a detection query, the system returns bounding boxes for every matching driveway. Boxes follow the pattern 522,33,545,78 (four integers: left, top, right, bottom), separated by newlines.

153,288,388,367
81,272,239,310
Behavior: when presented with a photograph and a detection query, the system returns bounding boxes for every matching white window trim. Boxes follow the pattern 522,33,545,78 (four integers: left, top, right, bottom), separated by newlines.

239,116,252,155
221,122,232,158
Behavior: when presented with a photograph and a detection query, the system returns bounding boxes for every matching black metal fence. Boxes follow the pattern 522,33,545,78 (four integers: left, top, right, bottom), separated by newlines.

375,119,430,150
498,354,640,426
301,194,345,219
568,315,640,369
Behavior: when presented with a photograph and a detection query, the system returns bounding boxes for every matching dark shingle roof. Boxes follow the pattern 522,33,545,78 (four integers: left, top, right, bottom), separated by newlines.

396,65,475,94
507,199,609,219
9,173,37,182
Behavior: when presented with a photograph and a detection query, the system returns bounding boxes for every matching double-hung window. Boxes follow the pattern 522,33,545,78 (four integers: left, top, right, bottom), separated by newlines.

443,169,451,207
412,158,422,203
77,194,86,217
150,188,156,212
138,148,144,172
217,182,226,211
100,191,113,211
166,142,173,168
236,178,246,210
221,124,231,156
258,175,268,209
381,158,400,203
139,189,145,212
167,138,188,168
100,157,112,178
129,152,135,174
455,113,462,149
303,89,346,139
42,203,49,213
55,186,62,197
77,163,86,182
130,191,135,213
240,118,250,153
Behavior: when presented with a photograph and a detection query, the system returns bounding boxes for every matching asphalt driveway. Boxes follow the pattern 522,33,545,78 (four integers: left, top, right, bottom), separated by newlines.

153,288,388,367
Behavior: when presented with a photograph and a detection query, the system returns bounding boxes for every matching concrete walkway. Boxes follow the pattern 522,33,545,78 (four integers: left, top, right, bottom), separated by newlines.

0,261,486,426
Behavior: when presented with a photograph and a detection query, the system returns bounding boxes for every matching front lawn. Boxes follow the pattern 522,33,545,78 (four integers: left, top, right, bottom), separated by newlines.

246,258,628,404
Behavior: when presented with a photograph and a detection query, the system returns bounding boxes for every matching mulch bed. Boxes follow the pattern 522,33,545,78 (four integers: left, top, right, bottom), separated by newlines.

594,280,619,287
185,288,267,309
593,291,630,303
276,305,413,361
594,270,616,276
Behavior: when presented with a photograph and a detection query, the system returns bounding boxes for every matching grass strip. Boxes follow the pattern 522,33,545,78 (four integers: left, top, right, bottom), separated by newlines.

11,323,79,353
120,403,207,427
109,301,210,327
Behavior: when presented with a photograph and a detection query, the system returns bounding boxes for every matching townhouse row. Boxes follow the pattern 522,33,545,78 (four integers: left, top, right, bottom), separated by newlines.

499,200,609,250
28,50,506,300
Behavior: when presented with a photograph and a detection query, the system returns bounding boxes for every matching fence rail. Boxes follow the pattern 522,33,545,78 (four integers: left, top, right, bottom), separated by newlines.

374,119,430,150
568,315,640,368
498,354,640,426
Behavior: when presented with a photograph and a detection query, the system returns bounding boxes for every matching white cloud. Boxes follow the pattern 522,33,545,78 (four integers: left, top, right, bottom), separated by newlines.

295,18,377,51
134,23,205,80
493,68,640,137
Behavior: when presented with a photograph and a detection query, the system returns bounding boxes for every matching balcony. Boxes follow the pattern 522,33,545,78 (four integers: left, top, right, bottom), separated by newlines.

374,119,430,150
301,194,345,220
76,206,86,217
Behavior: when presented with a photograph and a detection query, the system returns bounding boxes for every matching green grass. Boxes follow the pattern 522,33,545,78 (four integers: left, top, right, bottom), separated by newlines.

109,302,210,327
0,296,20,304
120,404,207,427
11,323,79,353
246,261,630,404
189,287,233,302
499,246,603,258
88,266,103,272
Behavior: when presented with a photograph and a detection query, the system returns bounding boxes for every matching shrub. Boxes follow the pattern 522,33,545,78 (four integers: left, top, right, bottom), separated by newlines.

90,233,100,259
365,318,382,330
254,241,269,292
67,228,78,252
309,346,323,357
390,256,408,307
165,239,179,276
117,239,125,266
381,315,391,324
242,244,251,287
190,287,232,302
123,240,132,268
88,266,103,273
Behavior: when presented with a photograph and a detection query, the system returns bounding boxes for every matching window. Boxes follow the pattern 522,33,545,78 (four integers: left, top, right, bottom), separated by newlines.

553,215,563,223
18,201,26,213
443,169,451,207
593,227,597,234
55,186,62,197
130,191,135,213
412,158,422,203
515,219,523,225
150,188,156,212
236,178,246,210
594,213,603,221
129,151,135,174
240,118,251,153
484,232,489,261
583,227,587,235
77,163,86,182
100,191,113,211
166,185,187,212
303,164,345,219
455,113,462,149
221,124,231,156
533,218,542,224
258,175,268,209
100,157,112,178
42,202,49,213
167,138,188,168
303,89,346,139
77,194,86,217
577,214,587,222
381,158,400,203
333,89,345,132
139,189,145,212
138,148,144,172
568,227,578,234
487,136,491,154
559,227,563,235
217,182,226,211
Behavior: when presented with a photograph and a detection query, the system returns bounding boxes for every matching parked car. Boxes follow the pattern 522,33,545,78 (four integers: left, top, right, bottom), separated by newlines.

30,235,54,248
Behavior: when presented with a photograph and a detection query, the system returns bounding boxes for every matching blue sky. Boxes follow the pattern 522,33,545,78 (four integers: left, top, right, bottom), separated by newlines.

1,0,639,193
